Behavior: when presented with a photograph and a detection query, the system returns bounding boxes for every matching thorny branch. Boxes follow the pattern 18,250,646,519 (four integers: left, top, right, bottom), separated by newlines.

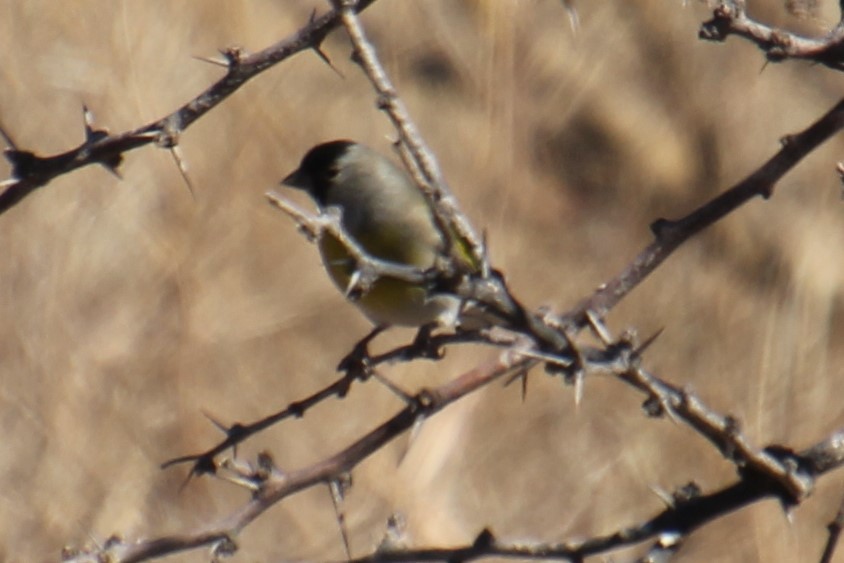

350,430,844,563
36,1,844,561
67,352,529,562
0,0,377,216
162,328,512,476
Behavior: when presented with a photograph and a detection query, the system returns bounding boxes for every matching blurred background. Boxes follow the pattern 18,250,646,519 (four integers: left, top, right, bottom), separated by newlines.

0,0,843,561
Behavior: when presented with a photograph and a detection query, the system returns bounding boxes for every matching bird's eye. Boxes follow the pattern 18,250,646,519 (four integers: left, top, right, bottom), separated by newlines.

326,166,340,180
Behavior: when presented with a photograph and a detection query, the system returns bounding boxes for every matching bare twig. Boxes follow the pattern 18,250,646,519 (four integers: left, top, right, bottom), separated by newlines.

700,1,844,71
621,366,813,501
329,476,354,560
819,492,844,563
562,97,844,328
564,325,813,502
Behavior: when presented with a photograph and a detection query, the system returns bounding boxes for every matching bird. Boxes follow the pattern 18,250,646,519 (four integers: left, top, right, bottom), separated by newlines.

281,140,475,329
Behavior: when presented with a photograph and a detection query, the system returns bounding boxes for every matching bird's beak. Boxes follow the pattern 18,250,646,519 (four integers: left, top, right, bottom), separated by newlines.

280,168,310,190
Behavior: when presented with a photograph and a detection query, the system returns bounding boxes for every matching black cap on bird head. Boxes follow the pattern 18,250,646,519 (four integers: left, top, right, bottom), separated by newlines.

281,140,357,206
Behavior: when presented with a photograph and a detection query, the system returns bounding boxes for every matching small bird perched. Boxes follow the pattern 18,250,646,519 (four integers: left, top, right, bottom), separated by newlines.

281,140,475,328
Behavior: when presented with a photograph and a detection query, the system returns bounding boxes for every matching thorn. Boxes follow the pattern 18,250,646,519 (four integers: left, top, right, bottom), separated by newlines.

313,45,345,78
329,475,353,559
649,484,676,509
169,145,196,200
136,130,161,140
520,369,528,401
217,459,260,491
103,164,123,180
409,412,425,443
573,369,584,406
197,412,242,460
782,500,795,524
177,467,196,493
97,154,124,178
480,229,491,277
0,121,18,150
371,370,415,404
81,104,108,144
82,104,95,133
308,8,346,79
345,269,363,299
585,310,613,345
192,54,230,68
202,410,230,434
397,414,426,468
646,388,682,425
561,0,580,33
635,327,664,356
837,163,844,201
511,347,571,369
502,364,530,398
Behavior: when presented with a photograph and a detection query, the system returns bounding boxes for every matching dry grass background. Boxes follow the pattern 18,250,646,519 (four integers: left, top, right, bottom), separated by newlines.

0,0,843,561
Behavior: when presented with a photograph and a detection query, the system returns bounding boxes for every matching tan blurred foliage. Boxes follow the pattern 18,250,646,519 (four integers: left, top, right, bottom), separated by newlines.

0,0,843,561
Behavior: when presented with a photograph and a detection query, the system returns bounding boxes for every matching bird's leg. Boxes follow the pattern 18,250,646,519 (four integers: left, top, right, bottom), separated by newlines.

337,325,386,378
406,323,444,360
